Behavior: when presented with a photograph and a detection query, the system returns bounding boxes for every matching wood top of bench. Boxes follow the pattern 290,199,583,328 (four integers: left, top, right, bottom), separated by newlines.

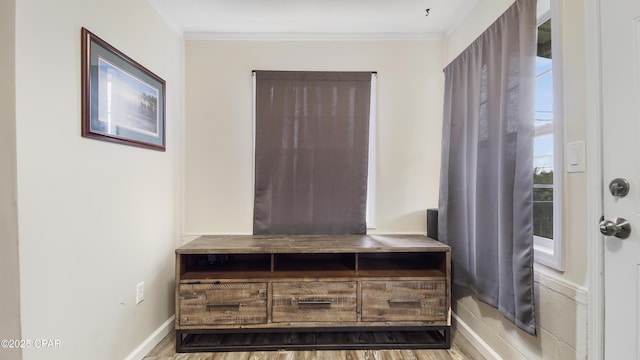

176,234,449,254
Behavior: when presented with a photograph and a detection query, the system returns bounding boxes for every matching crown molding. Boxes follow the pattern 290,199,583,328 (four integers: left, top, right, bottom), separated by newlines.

184,31,444,41
145,0,184,37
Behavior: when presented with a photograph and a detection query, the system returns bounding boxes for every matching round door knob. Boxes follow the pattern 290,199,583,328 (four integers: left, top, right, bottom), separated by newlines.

599,220,617,236
599,217,631,239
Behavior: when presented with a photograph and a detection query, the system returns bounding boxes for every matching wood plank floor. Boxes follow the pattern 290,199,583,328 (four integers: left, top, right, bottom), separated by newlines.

143,329,485,360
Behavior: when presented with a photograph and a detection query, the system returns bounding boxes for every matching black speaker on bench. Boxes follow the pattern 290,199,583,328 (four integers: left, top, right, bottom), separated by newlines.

427,208,438,241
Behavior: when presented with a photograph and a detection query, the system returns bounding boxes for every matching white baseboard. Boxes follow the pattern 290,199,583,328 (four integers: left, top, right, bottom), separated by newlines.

123,315,175,360
453,312,503,360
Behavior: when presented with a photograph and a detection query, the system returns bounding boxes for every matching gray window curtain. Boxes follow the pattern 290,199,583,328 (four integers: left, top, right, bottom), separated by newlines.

253,71,371,235
438,0,537,335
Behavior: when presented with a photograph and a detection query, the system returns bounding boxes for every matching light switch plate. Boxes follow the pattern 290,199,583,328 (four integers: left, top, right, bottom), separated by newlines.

566,140,585,173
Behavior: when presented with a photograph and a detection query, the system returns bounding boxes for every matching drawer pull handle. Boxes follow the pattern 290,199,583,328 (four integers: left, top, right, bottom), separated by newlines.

388,300,422,308
205,302,241,311
182,293,200,300
297,299,332,308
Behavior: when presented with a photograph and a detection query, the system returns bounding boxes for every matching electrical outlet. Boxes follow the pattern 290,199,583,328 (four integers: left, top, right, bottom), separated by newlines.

136,282,144,304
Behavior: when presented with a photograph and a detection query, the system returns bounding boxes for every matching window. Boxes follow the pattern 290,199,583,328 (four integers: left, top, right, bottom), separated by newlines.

533,0,564,270
252,71,375,234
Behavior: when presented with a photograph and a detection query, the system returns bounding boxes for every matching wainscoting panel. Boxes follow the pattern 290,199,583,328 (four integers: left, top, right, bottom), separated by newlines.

452,269,587,360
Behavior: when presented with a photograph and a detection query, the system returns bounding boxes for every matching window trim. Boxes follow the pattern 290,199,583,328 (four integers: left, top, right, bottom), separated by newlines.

366,73,377,229
533,0,564,271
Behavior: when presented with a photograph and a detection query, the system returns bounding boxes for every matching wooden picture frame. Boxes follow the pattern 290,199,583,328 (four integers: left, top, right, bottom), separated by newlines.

81,28,166,151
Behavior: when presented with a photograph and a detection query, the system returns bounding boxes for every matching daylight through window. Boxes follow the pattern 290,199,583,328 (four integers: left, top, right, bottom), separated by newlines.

533,2,564,270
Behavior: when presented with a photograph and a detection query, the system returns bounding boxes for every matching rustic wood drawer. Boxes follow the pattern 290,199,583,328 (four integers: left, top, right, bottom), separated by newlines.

272,281,357,322
361,280,447,322
179,283,267,326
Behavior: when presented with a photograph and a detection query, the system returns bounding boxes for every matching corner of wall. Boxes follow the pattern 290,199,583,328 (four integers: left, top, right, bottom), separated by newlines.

0,1,22,359
453,270,588,360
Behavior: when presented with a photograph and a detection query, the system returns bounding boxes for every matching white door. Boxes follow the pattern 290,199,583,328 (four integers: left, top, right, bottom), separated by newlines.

601,0,640,358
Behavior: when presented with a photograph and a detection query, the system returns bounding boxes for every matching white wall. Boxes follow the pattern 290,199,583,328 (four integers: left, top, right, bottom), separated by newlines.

444,0,589,359
0,1,22,359
444,0,514,64
184,40,444,235
14,1,184,359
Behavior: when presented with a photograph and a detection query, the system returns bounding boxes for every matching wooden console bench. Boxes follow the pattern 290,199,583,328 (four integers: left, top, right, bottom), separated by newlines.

174,234,451,352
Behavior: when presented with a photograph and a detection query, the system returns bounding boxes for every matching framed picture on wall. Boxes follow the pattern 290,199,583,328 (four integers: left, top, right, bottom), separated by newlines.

81,27,166,151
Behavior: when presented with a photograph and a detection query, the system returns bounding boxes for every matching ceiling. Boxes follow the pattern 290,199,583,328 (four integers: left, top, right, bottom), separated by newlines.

145,0,478,40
